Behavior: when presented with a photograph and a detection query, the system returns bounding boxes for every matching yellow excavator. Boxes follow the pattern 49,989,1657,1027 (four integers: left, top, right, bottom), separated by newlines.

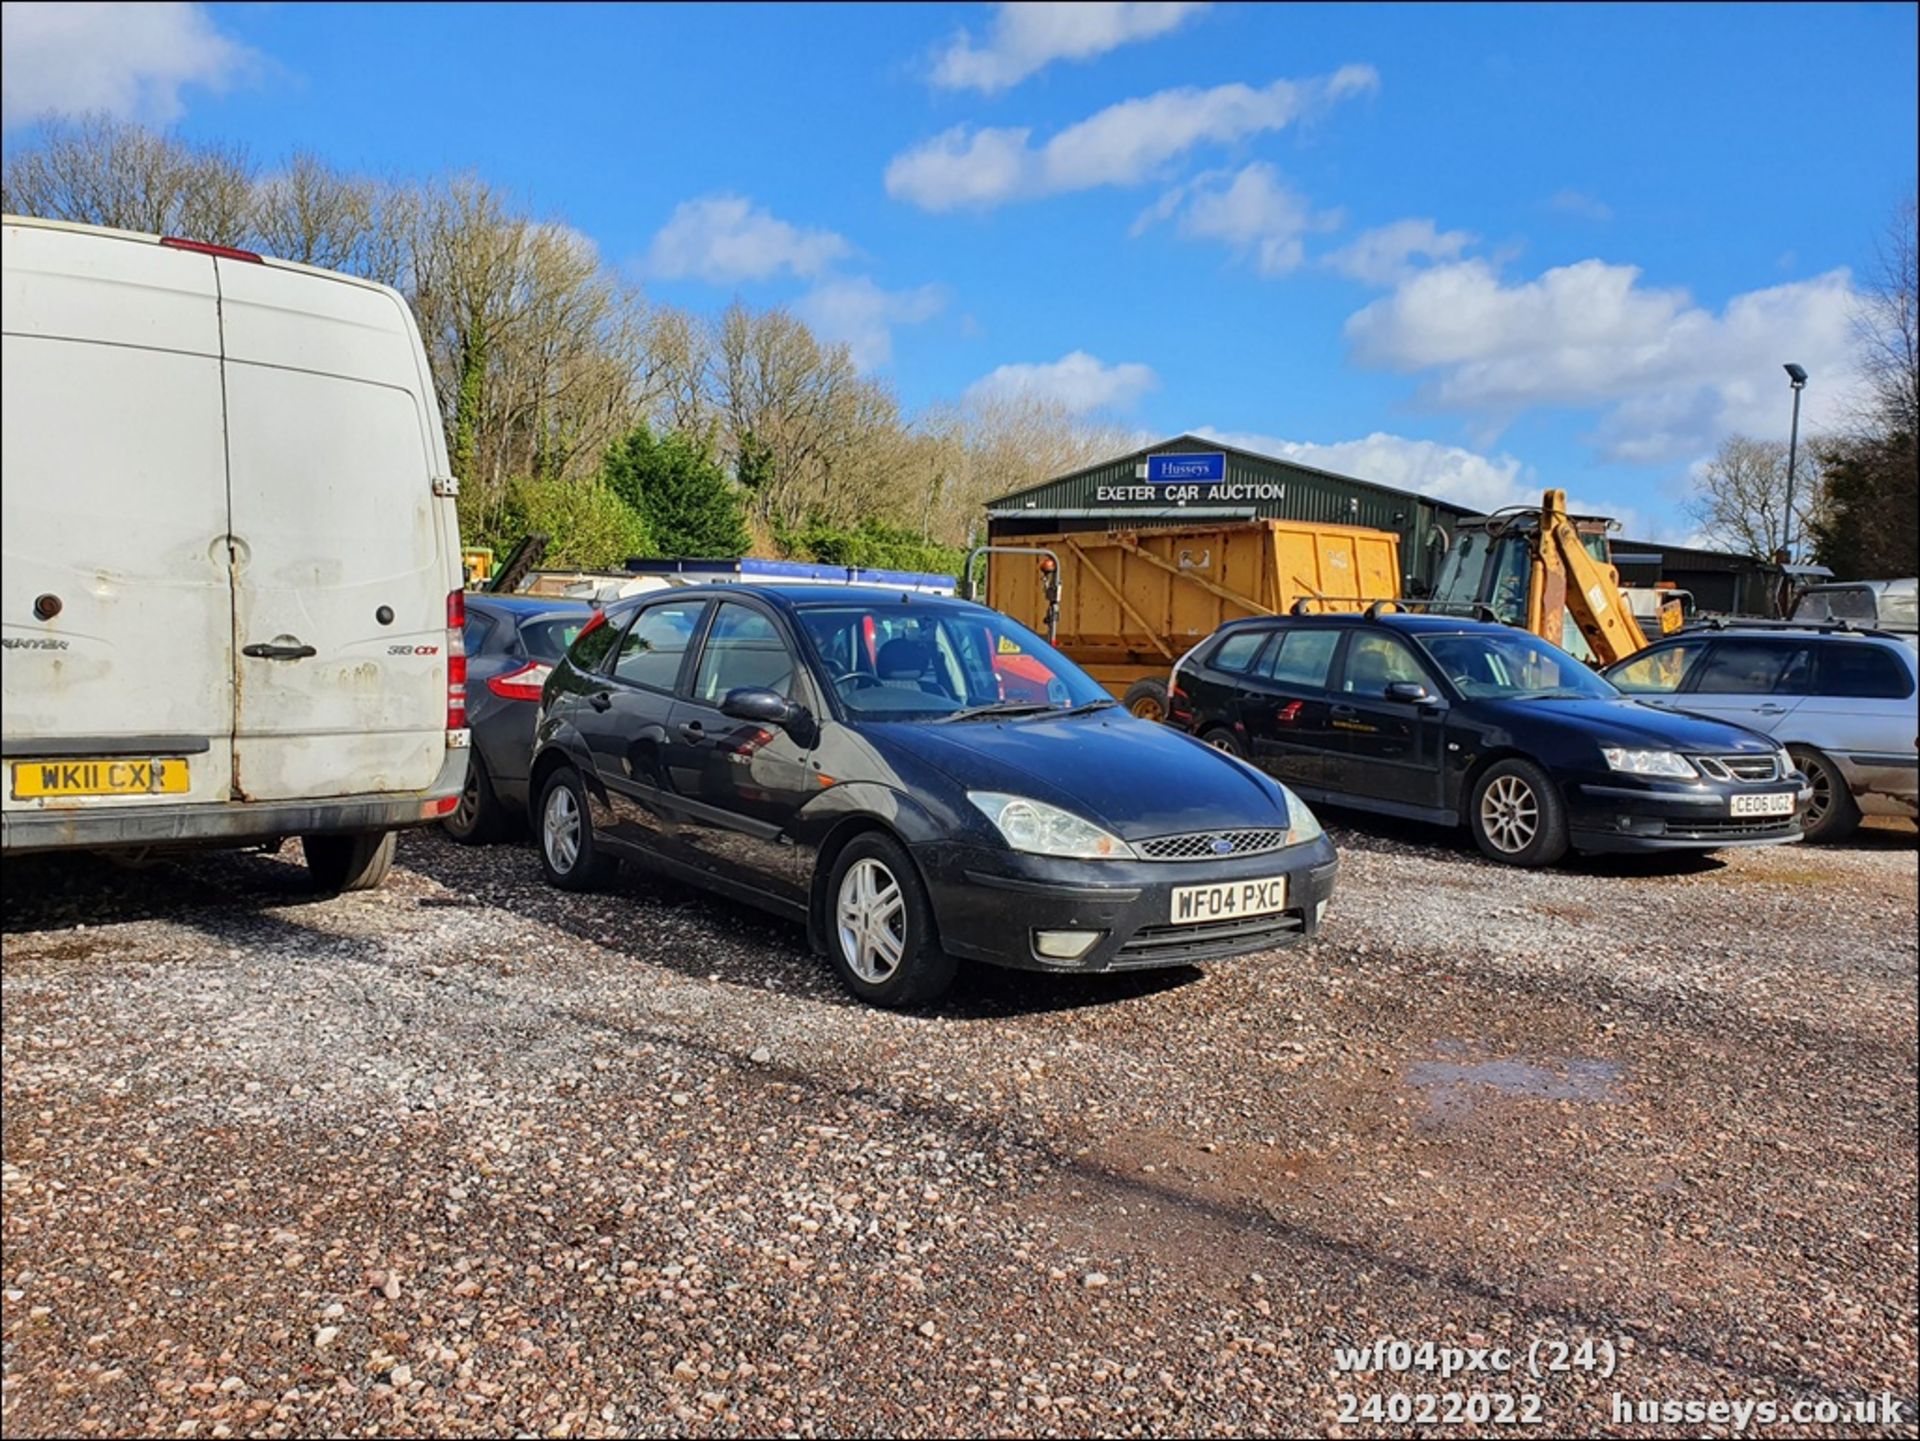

1426,489,1679,664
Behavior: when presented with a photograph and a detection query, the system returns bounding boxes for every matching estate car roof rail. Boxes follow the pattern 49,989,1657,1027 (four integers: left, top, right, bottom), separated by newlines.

1681,616,1907,641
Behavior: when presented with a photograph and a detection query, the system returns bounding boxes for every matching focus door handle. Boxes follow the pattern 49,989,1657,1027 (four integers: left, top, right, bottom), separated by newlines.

589,692,612,712
241,641,316,660
678,721,706,742
1330,703,1358,717
1756,703,1787,714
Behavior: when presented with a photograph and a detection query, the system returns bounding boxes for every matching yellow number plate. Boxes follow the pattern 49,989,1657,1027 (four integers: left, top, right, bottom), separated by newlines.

10,757,191,799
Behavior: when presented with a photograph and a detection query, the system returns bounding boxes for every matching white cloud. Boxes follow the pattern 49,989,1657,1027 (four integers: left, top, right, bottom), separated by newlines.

966,350,1158,415
1344,259,1863,462
793,277,946,371
1134,162,1339,276
645,194,852,284
1547,188,1613,221
1,1,262,124
886,65,1378,212
932,1,1209,93
1326,217,1474,285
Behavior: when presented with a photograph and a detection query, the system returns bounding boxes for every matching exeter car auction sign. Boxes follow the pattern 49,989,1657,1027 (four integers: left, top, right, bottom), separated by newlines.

1095,451,1289,504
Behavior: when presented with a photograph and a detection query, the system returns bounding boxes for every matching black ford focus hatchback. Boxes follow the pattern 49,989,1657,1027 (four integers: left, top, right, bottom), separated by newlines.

529,585,1338,1006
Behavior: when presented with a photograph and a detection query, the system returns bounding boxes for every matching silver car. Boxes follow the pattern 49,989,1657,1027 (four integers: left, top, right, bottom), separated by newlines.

1605,625,1918,842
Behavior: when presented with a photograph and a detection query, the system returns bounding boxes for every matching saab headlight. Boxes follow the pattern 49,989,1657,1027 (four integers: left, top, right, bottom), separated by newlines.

1601,747,1698,778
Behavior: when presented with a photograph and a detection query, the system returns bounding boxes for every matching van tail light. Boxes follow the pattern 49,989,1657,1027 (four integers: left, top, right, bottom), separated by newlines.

447,589,468,732
486,661,553,703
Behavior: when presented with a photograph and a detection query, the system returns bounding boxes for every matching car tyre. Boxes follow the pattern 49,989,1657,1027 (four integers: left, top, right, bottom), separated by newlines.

442,751,505,844
1469,757,1568,867
1123,677,1169,721
1788,745,1860,843
825,832,956,1008
537,766,617,891
304,830,396,893
1201,725,1248,759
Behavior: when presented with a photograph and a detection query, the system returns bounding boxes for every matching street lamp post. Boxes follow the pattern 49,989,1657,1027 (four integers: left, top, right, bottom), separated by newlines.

1782,363,1808,560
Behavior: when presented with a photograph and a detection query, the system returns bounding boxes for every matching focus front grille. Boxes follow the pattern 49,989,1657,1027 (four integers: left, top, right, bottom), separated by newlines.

1136,828,1289,861
1693,753,1782,783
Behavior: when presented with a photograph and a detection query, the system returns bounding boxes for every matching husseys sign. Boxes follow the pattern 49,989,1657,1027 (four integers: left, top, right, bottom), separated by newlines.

1095,452,1288,504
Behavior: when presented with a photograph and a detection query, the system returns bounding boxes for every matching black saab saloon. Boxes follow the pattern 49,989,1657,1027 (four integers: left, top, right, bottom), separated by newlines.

529,585,1338,1006
1167,609,1810,867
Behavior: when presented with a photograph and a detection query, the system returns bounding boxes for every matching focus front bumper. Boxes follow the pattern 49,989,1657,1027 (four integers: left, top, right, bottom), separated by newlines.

914,833,1339,972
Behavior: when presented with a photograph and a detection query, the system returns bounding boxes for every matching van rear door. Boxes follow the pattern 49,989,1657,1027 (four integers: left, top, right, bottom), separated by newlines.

215,256,450,802
1,224,237,814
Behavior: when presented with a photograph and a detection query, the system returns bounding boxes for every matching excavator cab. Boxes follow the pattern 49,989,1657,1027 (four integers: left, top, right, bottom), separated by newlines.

1431,493,1652,665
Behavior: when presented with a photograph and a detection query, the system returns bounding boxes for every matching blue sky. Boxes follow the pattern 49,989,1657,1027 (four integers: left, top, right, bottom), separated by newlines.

4,1,1915,537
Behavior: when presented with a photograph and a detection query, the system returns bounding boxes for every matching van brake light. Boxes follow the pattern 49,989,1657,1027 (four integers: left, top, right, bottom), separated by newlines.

160,236,264,263
447,590,468,732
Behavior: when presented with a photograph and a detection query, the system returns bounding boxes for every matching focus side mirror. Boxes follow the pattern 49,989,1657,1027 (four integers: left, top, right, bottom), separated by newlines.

720,687,803,727
1384,681,1433,704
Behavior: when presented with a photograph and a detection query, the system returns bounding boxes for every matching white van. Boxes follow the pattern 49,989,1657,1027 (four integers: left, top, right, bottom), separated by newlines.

1,217,468,889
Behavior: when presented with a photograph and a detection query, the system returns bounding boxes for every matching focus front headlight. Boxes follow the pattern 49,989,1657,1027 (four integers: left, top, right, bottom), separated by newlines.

1278,784,1323,846
1601,747,1698,778
967,792,1132,859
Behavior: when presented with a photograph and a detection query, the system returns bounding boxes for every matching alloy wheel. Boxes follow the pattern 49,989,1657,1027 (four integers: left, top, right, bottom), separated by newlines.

837,858,906,983
454,765,482,832
1803,764,1831,829
1480,774,1539,854
543,784,581,874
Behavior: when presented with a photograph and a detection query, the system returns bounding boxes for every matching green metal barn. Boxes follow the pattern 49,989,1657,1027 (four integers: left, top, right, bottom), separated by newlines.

984,434,1482,594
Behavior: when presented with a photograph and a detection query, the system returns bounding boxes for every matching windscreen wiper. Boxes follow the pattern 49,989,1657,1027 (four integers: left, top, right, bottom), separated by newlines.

1052,698,1119,717
934,701,1058,723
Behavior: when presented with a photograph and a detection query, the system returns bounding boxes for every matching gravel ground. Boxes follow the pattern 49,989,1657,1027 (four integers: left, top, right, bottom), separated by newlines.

3,816,1915,1438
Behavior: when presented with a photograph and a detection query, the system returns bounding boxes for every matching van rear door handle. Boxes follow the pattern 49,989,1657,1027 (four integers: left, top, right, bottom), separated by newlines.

1330,703,1358,717
241,642,316,660
1756,703,1787,714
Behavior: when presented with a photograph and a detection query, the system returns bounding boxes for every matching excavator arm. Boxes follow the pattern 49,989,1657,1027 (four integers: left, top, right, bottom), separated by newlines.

1524,489,1651,665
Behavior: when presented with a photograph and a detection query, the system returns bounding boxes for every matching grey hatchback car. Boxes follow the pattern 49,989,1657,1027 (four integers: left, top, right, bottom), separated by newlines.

1604,624,1918,840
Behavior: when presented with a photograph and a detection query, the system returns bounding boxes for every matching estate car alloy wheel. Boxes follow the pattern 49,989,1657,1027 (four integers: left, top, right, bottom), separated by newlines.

1788,745,1861,844
1468,757,1569,868
823,832,957,1007
1480,775,1538,854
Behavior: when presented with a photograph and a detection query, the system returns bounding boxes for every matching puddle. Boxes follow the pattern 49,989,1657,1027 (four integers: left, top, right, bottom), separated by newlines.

1408,1049,1622,1121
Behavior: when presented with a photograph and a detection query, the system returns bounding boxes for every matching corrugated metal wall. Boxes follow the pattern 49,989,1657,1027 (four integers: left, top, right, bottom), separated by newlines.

986,438,1476,592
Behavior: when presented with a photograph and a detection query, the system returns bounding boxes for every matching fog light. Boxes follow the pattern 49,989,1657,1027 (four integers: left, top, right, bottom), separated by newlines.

1314,899,1328,926
1034,929,1100,960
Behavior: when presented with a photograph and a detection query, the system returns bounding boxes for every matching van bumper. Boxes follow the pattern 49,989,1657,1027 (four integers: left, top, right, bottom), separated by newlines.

1,748,467,855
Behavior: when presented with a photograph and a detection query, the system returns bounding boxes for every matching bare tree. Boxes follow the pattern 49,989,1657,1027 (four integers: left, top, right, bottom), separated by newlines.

1684,435,1827,559
2,114,254,244
1852,188,1919,441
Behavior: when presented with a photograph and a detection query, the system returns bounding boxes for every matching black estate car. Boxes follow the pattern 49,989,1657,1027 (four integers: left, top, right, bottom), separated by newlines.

529,585,1338,1006
446,594,595,843
1166,610,1810,867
